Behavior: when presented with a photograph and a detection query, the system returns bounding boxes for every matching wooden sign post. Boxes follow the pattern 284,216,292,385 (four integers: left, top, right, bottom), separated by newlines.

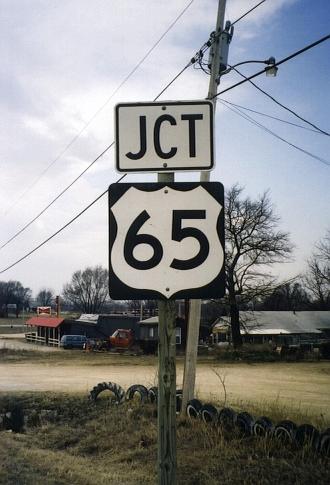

157,299,177,484
157,172,177,484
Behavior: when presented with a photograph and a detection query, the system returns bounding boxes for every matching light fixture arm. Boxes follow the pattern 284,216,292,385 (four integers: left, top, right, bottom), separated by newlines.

220,56,277,77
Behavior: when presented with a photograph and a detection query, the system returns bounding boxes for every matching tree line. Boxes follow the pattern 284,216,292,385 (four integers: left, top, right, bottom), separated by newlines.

1,185,329,348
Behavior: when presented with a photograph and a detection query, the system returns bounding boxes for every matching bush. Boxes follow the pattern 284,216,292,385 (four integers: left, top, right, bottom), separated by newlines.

214,344,279,362
319,341,330,359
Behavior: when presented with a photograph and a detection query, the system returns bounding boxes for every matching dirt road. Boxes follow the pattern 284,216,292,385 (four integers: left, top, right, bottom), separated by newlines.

1,354,329,420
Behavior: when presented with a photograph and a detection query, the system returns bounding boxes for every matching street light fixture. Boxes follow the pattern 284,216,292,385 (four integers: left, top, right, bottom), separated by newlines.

219,56,278,78
264,56,278,77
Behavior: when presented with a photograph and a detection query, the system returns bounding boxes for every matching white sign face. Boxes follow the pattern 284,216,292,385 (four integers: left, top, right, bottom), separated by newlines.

115,101,214,172
109,182,225,300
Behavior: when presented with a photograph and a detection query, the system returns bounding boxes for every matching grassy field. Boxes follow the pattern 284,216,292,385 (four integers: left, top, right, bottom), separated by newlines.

0,317,26,334
0,392,329,485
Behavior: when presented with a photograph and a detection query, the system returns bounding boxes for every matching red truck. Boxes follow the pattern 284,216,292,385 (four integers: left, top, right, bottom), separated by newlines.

84,329,136,352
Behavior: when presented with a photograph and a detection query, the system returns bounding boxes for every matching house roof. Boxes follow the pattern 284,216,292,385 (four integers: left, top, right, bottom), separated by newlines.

76,313,138,324
138,316,159,325
25,317,64,328
213,311,330,335
76,314,99,324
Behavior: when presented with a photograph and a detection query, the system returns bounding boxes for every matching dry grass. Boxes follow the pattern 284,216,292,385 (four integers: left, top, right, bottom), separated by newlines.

0,347,158,366
0,392,329,485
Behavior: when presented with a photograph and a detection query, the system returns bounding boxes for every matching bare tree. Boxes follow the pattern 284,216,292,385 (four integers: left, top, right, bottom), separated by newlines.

36,288,54,306
225,185,293,347
0,280,31,317
316,229,330,283
259,281,310,311
305,230,330,309
63,266,109,314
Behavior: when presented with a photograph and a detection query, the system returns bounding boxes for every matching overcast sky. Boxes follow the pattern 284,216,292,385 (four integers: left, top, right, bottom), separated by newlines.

1,0,329,297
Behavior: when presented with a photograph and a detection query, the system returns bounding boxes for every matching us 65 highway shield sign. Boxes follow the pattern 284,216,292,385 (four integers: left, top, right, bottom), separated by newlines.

109,182,225,300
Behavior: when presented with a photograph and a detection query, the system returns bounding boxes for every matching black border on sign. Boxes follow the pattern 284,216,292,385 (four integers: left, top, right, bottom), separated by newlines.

108,182,225,300
115,100,214,173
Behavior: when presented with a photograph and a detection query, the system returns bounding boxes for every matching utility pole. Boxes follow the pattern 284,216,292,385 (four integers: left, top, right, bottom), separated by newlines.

181,0,231,415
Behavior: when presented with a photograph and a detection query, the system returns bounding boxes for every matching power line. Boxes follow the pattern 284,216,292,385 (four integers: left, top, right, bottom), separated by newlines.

230,65,330,136
219,98,323,134
0,10,198,252
0,0,272,272
0,60,193,251
0,61,193,252
3,0,195,217
0,0,267,254
219,99,330,167
230,0,266,26
0,189,107,275
213,34,330,99
0,171,132,274
0,143,114,250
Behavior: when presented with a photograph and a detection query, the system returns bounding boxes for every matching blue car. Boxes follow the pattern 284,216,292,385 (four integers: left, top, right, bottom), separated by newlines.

60,335,87,349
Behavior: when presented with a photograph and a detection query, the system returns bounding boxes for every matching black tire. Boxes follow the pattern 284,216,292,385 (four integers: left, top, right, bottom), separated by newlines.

273,420,297,443
89,381,125,404
235,412,254,436
253,416,273,437
126,384,149,403
218,407,237,431
186,399,203,419
176,392,182,413
318,428,330,456
295,424,320,448
200,404,218,424
148,387,158,404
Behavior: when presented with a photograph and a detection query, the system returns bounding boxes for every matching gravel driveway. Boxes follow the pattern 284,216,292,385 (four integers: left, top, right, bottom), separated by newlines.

0,336,329,421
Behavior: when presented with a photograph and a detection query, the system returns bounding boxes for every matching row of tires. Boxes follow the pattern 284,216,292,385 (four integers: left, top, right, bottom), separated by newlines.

89,381,330,456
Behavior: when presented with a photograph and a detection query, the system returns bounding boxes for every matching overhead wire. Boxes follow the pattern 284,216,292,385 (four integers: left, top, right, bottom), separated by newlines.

0,0,268,255
0,2,196,251
3,0,196,217
218,99,330,167
0,188,109,274
230,0,266,27
229,65,330,136
213,34,330,99
219,99,324,134
0,0,280,274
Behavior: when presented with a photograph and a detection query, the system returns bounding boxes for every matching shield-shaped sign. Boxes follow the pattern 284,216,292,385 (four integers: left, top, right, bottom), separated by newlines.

109,182,225,300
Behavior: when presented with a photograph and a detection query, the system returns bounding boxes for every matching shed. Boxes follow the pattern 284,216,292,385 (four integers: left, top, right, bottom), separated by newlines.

25,317,64,346
62,314,140,339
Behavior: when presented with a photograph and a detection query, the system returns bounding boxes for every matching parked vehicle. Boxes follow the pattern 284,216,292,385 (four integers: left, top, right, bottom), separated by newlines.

83,329,138,353
60,335,87,349
109,329,134,349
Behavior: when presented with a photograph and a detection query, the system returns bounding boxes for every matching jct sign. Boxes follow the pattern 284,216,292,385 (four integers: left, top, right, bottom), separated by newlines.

115,101,214,172
109,182,225,300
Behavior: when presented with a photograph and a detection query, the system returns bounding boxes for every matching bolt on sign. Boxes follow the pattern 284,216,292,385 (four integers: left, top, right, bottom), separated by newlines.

108,182,225,300
115,101,214,172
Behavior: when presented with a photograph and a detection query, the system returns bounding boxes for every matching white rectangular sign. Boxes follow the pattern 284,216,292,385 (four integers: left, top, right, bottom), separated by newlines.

115,100,214,173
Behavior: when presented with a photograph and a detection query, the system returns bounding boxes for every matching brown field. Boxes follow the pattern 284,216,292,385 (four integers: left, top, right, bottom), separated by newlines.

0,392,329,485
0,348,329,483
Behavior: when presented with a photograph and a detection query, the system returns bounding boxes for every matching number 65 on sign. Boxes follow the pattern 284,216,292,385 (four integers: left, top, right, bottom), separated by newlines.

108,182,225,300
